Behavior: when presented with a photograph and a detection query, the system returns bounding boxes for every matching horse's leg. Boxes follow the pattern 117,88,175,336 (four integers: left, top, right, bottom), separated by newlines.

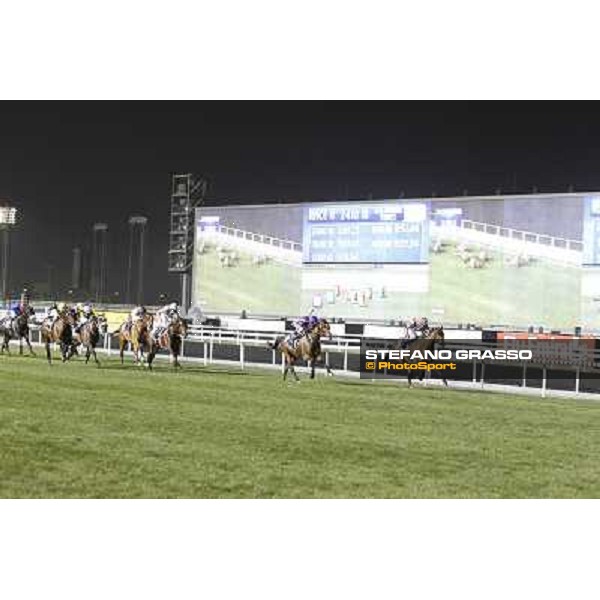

283,353,293,381
290,357,300,382
25,335,35,356
19,337,23,355
318,353,334,376
85,346,91,364
45,342,52,365
310,359,315,379
92,345,100,366
119,337,125,364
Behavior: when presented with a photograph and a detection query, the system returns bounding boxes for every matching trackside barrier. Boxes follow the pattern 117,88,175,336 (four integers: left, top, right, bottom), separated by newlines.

14,325,600,401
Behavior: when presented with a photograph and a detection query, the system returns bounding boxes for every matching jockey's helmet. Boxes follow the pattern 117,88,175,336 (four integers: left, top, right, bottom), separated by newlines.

309,315,319,327
169,302,178,311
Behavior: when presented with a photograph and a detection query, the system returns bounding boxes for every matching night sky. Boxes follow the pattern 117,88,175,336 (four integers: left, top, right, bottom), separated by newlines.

1,101,599,302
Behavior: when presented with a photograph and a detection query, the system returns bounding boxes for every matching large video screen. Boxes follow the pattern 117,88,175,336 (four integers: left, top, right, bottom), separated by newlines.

193,194,600,331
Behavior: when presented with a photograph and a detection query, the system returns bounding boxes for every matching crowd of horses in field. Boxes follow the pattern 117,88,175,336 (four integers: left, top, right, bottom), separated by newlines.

0,306,447,386
0,308,188,369
431,239,533,269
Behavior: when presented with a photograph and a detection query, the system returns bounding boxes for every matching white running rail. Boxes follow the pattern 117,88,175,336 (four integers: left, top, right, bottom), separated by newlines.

201,226,303,265
433,220,583,266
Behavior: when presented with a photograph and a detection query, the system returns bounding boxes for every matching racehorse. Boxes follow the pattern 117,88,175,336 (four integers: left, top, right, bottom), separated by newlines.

145,317,188,369
75,315,107,366
0,305,36,356
40,315,75,364
269,318,334,381
114,314,153,365
403,326,448,387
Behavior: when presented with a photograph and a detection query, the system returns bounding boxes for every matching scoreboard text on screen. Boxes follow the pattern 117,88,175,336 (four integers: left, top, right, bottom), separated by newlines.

302,201,429,264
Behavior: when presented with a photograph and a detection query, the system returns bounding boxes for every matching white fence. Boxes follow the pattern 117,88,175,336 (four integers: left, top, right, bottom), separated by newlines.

433,220,583,266
201,226,303,265
19,323,600,401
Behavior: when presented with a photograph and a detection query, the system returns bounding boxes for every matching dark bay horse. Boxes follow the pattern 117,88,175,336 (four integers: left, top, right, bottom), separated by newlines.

403,326,448,387
269,319,334,381
75,316,106,366
0,305,36,356
146,317,188,369
41,316,75,364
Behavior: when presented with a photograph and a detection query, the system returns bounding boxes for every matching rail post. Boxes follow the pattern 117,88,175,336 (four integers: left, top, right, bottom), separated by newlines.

522,362,527,388
575,367,580,394
343,343,349,371
240,342,245,370
480,361,485,389
472,358,477,383
203,341,208,366
541,366,547,398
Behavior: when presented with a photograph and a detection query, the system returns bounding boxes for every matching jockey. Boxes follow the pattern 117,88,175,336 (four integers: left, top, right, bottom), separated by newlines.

289,313,319,346
152,301,179,340
46,302,60,326
402,316,430,347
3,302,22,326
130,305,147,323
76,302,95,332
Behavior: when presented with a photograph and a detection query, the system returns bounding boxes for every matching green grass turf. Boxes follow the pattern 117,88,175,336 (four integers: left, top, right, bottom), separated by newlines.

2,354,600,498
194,246,301,315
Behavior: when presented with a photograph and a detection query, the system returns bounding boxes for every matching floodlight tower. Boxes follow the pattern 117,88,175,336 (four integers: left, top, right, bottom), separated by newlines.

126,216,148,305
0,203,17,303
168,174,208,313
91,223,108,303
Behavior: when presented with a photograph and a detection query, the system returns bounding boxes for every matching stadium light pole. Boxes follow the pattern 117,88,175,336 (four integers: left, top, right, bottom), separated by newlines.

127,216,148,305
0,204,17,303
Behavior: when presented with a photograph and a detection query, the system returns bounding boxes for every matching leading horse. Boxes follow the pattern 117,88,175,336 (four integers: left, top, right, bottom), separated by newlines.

403,326,448,387
0,305,36,356
269,319,334,381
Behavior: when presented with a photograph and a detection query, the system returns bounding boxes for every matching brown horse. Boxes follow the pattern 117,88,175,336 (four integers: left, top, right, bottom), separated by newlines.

40,315,75,364
145,317,188,369
403,326,448,387
269,319,334,381
115,314,153,365
75,316,106,366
